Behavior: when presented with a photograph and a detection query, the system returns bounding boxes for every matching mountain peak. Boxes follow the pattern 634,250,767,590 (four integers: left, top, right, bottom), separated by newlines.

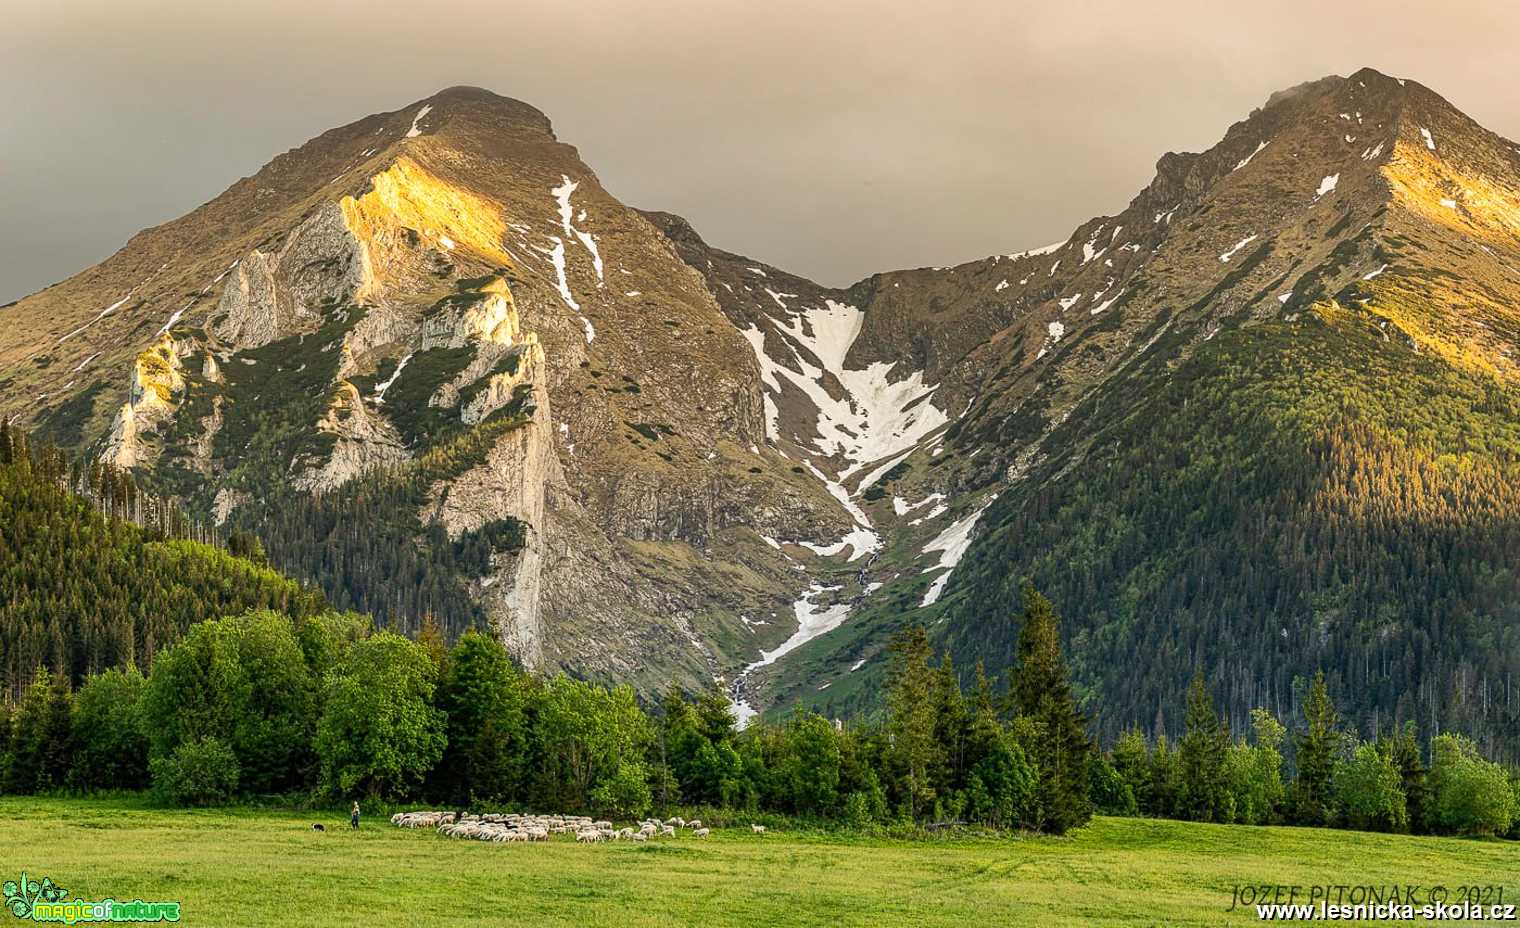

390,86,557,142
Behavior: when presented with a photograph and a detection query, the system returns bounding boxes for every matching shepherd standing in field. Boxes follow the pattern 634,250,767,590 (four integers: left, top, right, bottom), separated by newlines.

351,802,361,830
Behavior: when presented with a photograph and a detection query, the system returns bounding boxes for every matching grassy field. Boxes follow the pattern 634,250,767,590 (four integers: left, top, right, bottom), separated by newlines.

0,798,1514,926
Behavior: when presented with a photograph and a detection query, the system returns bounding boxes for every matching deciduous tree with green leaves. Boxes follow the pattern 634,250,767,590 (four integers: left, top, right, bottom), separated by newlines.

1336,741,1409,833
70,667,148,791
431,630,530,805
314,631,446,799
1426,733,1515,837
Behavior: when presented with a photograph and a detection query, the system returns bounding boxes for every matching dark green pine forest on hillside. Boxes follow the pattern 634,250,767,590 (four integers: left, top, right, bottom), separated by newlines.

944,308,1520,762
0,423,328,694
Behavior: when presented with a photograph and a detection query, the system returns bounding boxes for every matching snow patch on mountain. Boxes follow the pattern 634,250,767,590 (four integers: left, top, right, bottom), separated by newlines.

405,105,433,138
1234,141,1268,171
552,176,604,285
753,584,850,669
1005,240,1066,260
893,492,945,516
546,236,595,343
59,295,133,344
1091,292,1120,315
1219,235,1258,262
764,289,796,309
741,299,950,485
372,351,413,404
919,496,997,606
730,581,854,727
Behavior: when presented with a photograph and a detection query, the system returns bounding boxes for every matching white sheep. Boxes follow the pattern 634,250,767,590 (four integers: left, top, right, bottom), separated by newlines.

751,824,766,834
693,827,710,838
660,824,676,837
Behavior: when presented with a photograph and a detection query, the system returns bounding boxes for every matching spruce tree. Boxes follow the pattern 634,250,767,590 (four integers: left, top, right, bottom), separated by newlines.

1389,721,1429,834
1149,734,1179,817
964,661,1003,772
932,653,967,792
886,625,941,820
1011,584,1093,834
1291,671,1341,826
1178,674,1230,822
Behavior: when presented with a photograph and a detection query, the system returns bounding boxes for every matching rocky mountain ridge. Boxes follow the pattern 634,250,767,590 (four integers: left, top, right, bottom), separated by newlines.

5,71,1520,748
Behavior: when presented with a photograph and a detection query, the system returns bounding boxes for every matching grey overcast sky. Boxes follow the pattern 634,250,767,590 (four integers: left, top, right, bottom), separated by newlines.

2,0,1518,303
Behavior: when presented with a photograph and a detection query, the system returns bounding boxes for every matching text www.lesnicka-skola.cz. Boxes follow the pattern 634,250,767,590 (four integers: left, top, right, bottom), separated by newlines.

1230,885,1514,921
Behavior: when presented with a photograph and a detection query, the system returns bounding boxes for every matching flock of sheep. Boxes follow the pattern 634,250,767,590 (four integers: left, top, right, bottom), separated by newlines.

389,810,752,844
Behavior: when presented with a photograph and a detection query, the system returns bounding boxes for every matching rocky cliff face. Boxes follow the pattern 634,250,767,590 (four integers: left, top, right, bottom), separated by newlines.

7,73,1520,744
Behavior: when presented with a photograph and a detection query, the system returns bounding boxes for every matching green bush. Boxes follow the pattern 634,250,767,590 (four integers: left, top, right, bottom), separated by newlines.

591,760,654,819
152,737,241,807
1335,742,1408,833
1427,734,1515,837
70,667,149,791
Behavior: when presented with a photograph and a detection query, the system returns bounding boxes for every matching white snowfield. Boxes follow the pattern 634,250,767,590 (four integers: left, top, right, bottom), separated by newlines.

893,492,945,516
59,295,132,343
552,175,604,285
372,351,414,405
1233,140,1268,171
1219,234,1258,263
545,236,594,343
405,105,432,139
544,178,602,343
729,297,964,726
919,495,998,607
1005,240,1066,261
750,584,851,671
741,299,950,495
1420,127,1436,151
1316,174,1340,197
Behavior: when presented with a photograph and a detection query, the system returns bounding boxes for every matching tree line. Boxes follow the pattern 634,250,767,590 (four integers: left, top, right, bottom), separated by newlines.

0,589,1094,835
1091,672,1518,838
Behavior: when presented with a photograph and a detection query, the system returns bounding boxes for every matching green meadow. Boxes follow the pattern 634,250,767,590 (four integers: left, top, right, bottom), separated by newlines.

1,798,1514,926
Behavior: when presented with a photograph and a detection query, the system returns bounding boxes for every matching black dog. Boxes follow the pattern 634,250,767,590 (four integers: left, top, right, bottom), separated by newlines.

311,823,326,832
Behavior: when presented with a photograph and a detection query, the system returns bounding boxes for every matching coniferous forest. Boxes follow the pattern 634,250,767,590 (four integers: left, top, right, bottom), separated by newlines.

945,318,1520,763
